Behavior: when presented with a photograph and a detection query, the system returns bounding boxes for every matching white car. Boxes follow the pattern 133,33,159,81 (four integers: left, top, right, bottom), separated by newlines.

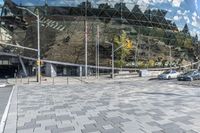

158,70,180,80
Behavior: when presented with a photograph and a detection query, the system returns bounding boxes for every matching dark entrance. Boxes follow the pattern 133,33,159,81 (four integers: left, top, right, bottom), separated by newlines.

0,65,18,78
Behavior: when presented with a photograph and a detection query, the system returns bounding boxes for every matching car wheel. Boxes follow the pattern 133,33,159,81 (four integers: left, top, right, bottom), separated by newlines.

168,76,171,80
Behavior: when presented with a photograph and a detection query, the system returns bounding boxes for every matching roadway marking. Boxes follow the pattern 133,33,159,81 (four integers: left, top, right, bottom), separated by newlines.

0,86,15,133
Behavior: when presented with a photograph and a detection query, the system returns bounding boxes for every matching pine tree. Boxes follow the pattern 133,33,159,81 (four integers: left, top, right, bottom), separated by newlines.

182,24,190,36
195,34,198,43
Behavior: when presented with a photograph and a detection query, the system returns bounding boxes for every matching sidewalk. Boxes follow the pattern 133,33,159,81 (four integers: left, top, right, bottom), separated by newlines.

3,78,200,133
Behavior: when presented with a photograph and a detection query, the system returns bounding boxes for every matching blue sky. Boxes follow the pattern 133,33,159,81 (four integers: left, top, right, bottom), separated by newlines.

1,0,200,37
0,0,3,5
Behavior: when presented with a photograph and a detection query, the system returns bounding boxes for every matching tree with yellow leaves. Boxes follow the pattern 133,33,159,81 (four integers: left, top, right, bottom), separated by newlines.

114,30,133,68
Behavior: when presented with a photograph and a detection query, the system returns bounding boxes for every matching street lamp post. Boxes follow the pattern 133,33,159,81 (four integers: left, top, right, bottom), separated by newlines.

17,7,41,83
111,43,114,79
96,25,100,78
169,45,172,71
105,41,114,79
85,0,88,78
106,41,133,78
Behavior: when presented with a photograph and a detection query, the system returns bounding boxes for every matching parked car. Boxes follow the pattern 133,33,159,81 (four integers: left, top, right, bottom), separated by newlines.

158,70,180,80
177,70,200,81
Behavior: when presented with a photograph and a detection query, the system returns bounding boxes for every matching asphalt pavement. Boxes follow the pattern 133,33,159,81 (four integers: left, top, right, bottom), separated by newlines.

0,86,12,121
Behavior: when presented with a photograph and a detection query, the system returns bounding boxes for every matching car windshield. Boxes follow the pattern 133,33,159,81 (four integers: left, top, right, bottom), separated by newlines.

163,71,171,74
183,71,195,75
163,70,176,74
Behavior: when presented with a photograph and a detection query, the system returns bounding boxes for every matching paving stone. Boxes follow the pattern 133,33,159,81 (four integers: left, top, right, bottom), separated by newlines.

4,78,200,133
81,123,99,133
36,114,56,121
152,131,164,133
55,115,74,121
17,129,34,133
51,126,75,133
102,125,113,130
71,111,86,116
185,130,199,133
101,128,122,133
108,116,130,124
45,125,58,130
17,119,41,130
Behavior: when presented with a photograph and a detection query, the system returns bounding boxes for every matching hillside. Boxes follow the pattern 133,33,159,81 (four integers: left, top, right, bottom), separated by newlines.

3,17,200,68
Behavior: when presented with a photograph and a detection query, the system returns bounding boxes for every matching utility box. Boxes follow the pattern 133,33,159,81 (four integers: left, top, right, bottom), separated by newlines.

45,63,57,77
139,69,149,77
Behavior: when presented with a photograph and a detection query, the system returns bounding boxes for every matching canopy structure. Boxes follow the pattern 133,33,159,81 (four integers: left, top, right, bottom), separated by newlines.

1,0,178,31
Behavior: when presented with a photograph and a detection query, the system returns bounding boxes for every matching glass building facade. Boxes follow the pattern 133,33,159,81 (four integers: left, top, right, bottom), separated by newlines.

1,0,200,68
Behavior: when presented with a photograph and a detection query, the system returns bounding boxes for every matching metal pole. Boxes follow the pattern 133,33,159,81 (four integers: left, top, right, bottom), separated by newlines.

148,37,150,69
97,25,100,78
37,15,41,83
95,26,98,78
169,46,172,71
28,77,29,84
15,74,17,84
20,76,22,83
85,0,88,78
105,41,114,78
52,77,55,85
67,76,69,84
135,34,139,68
111,43,114,79
15,7,41,82
80,66,82,83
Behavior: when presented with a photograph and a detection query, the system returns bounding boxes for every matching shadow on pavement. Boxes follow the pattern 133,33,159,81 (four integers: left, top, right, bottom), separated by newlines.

137,92,200,98
148,78,159,80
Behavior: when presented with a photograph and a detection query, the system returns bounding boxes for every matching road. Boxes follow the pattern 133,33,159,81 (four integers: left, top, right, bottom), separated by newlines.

0,86,12,121
3,78,200,133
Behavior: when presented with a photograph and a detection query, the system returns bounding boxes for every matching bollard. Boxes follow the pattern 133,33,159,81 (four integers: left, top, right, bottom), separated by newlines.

67,77,69,85
52,77,55,85
15,75,17,84
40,75,42,85
20,76,22,83
28,77,30,84
80,66,82,83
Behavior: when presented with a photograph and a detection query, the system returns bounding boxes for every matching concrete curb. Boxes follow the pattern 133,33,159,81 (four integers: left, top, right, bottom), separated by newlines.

0,86,15,133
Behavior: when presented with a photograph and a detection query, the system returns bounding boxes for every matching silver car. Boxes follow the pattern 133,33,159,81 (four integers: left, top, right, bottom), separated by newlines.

158,70,180,80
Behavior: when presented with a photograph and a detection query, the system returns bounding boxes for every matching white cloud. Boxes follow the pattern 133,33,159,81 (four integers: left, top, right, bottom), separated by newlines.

23,2,35,6
152,0,168,3
0,0,4,6
190,28,200,38
137,0,150,12
174,9,190,24
173,15,181,20
177,10,190,16
192,12,200,27
195,0,198,10
170,0,183,7
166,9,172,12
193,12,197,17
183,16,190,23
136,0,168,12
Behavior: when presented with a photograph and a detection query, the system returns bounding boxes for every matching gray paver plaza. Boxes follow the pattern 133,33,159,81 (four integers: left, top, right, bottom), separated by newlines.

4,78,200,133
